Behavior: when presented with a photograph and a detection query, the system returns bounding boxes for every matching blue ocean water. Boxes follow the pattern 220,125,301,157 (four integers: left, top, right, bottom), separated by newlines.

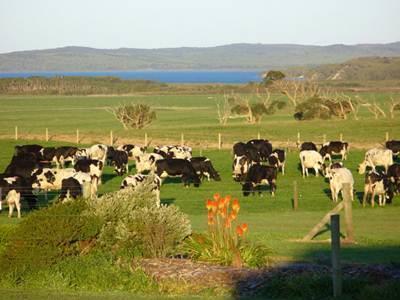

0,70,262,84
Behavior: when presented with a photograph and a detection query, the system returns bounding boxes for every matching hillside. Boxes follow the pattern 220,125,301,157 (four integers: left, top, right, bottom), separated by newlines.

1,42,400,72
288,56,400,81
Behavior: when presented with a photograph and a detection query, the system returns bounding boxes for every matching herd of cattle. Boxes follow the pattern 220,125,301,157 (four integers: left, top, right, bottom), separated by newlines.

0,138,399,218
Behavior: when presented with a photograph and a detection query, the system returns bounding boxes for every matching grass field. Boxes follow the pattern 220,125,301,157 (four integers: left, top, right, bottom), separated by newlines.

1,138,399,265
0,92,399,147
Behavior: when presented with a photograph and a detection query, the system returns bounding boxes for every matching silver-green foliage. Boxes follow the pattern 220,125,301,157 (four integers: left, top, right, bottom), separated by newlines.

87,179,191,258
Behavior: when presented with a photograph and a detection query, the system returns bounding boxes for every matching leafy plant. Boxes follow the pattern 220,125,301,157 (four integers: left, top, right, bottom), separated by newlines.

107,102,156,129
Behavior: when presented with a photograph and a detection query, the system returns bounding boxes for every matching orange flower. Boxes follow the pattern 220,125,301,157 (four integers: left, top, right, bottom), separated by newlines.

232,199,240,212
224,195,232,205
218,198,225,210
224,218,231,228
208,216,215,225
210,201,218,213
236,225,244,236
207,210,214,219
206,199,213,211
228,211,237,222
213,193,221,201
219,206,227,219
241,223,248,233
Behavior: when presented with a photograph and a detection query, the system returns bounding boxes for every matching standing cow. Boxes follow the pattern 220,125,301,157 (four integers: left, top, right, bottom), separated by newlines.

299,150,324,178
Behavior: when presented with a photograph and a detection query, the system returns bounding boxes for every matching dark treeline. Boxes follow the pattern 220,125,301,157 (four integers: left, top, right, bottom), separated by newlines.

0,76,259,95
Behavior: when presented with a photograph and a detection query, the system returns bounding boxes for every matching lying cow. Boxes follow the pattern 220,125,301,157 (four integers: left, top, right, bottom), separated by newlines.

267,149,286,175
385,140,400,157
319,141,349,161
326,167,354,202
232,155,252,182
135,153,164,174
190,157,221,181
362,171,393,207
120,174,162,207
156,159,200,187
358,148,393,174
299,150,324,178
242,165,277,197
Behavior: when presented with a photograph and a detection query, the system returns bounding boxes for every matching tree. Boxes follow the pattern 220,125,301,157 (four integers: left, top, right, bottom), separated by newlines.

107,103,156,129
262,70,286,86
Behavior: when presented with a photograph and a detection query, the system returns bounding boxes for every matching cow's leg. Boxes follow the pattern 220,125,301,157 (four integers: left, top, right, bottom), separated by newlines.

350,184,354,201
314,167,319,177
271,179,276,197
301,164,306,178
362,185,369,207
371,190,376,208
281,163,285,175
15,193,21,218
0,198,2,211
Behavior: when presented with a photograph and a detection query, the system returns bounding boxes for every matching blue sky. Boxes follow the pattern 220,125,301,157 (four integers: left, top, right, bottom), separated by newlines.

0,0,399,53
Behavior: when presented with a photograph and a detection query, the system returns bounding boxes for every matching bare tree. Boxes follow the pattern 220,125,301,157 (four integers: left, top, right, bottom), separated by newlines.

273,79,322,107
215,94,232,126
107,103,156,129
389,96,400,119
357,96,387,119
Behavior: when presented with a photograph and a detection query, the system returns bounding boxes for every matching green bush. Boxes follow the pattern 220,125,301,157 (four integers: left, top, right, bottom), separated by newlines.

88,183,191,258
0,200,102,277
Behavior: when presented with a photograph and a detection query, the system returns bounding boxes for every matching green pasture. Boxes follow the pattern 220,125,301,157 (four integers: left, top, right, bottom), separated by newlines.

0,92,399,146
1,139,399,265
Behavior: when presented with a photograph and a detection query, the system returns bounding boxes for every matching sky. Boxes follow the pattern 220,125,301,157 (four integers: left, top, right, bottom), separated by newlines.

0,0,399,54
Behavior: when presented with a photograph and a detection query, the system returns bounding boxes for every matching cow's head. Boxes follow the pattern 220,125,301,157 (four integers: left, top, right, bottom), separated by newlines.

358,162,367,174
232,155,249,182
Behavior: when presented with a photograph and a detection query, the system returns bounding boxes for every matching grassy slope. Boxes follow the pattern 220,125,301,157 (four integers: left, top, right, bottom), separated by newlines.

0,93,399,146
1,139,399,265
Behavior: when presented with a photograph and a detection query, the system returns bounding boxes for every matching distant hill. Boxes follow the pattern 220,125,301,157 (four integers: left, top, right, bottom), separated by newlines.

288,56,400,81
1,42,400,72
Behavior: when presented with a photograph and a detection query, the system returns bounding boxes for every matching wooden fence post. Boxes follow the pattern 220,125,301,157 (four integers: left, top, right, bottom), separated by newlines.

0,187,2,211
297,132,300,145
218,133,222,150
76,129,79,144
293,181,298,210
45,128,49,142
331,214,342,298
385,132,389,142
181,133,184,147
110,131,113,146
343,183,354,243
339,133,343,142
323,134,327,144
257,132,260,140
15,126,18,141
144,132,148,146
199,148,203,156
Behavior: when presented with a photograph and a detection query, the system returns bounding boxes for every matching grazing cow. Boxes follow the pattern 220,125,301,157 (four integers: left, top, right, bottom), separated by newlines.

40,147,57,162
110,150,129,175
232,155,252,182
363,171,393,207
74,159,103,184
299,150,324,178
59,172,98,201
31,168,76,190
154,145,192,160
387,164,400,194
322,162,344,178
299,142,318,152
233,142,260,162
53,146,79,168
120,174,162,206
76,144,108,165
319,141,349,161
326,168,354,202
242,165,277,197
358,148,393,174
156,159,200,187
385,140,400,157
190,157,221,181
135,153,164,174
268,149,286,175
117,144,146,158
153,146,173,159
246,139,272,161
0,175,38,217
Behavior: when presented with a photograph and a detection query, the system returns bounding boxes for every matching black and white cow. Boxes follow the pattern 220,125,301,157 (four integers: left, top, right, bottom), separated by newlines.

117,144,146,158
319,141,349,161
40,147,57,162
363,171,393,207
233,142,261,162
299,150,324,177
242,165,278,197
14,144,43,160
246,139,272,161
110,150,129,175
267,149,286,175
299,142,318,152
156,159,200,187
322,162,344,178
385,140,400,157
53,146,79,168
76,144,108,166
358,148,393,174
74,159,103,184
4,152,43,179
59,172,97,201
120,174,162,206
31,168,76,190
135,153,164,174
190,157,221,181
387,164,400,194
154,145,192,160
232,155,252,182
0,175,38,217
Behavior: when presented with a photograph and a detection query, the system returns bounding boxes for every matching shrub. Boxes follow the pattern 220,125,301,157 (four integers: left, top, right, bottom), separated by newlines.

88,182,191,258
107,103,156,129
0,200,102,278
183,194,271,267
